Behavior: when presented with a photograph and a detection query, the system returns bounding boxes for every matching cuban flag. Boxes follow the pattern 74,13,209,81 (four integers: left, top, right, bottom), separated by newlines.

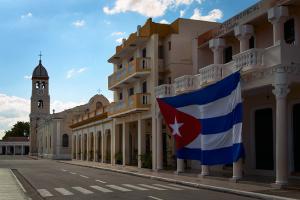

157,71,244,165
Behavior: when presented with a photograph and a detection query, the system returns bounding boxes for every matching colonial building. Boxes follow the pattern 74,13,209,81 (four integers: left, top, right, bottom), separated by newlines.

155,0,300,186
0,137,30,155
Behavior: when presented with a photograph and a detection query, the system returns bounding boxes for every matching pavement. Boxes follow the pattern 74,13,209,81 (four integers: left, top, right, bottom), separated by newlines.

0,168,27,200
60,159,300,200
0,157,262,200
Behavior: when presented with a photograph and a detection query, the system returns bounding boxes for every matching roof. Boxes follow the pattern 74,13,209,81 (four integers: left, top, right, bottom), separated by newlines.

32,60,49,80
2,137,29,142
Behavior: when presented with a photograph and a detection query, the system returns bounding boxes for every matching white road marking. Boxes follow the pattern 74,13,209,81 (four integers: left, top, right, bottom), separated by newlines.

138,184,167,191
148,196,164,200
54,188,74,196
168,184,197,190
37,189,53,197
72,187,94,194
61,169,67,172
122,184,149,191
70,172,77,175
90,185,113,193
153,184,183,190
96,179,106,183
80,175,89,178
106,185,132,192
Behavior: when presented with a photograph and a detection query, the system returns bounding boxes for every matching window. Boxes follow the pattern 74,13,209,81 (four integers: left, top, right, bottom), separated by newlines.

142,48,147,58
37,100,43,108
142,81,147,93
128,87,134,96
35,81,40,89
41,82,46,89
284,18,295,44
158,45,164,59
249,36,255,49
118,64,123,69
224,46,233,63
168,41,171,51
62,134,69,147
119,92,123,100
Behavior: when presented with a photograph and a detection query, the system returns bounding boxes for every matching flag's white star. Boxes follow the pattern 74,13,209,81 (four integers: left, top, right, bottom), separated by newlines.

169,117,184,137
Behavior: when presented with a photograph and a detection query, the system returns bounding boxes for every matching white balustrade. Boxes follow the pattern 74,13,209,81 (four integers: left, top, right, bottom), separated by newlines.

197,64,223,86
174,75,196,94
155,84,174,98
233,48,264,72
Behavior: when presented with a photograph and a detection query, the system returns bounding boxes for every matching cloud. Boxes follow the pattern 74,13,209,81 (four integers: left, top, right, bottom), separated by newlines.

116,37,124,44
0,93,85,139
159,19,169,24
103,0,204,18
21,12,32,19
111,31,126,36
72,20,86,28
180,10,185,17
24,75,32,80
190,8,223,22
66,67,87,79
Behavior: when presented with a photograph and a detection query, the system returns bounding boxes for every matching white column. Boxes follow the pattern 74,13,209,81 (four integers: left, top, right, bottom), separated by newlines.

201,165,210,176
176,159,184,174
268,6,289,45
209,38,225,64
234,24,254,52
157,115,163,170
273,68,290,186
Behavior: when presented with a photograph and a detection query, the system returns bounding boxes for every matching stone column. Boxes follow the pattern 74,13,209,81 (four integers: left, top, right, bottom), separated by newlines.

81,133,84,160
122,122,129,166
87,133,90,161
268,6,289,45
94,132,98,162
75,134,79,160
157,114,163,170
273,67,290,186
209,38,225,65
101,131,105,163
138,119,145,168
234,24,254,52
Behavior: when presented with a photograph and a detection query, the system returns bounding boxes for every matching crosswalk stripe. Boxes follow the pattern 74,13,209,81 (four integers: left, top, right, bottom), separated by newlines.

72,187,94,194
168,184,197,190
138,184,167,191
106,185,132,192
96,180,106,183
153,184,183,190
70,172,77,175
90,185,113,193
122,184,149,191
54,188,74,196
80,175,89,178
37,189,53,197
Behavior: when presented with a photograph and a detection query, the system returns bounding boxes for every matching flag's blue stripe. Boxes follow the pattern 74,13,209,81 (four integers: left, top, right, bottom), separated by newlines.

161,71,240,108
176,143,245,165
200,103,242,135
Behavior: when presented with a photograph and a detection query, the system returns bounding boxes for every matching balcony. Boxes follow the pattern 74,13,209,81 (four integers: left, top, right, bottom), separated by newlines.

233,48,264,72
197,64,223,86
108,93,151,118
108,58,151,90
174,75,196,94
155,84,174,98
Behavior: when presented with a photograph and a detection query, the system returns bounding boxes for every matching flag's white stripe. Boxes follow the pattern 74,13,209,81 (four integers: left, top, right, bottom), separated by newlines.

177,83,241,119
186,123,242,150
54,188,74,196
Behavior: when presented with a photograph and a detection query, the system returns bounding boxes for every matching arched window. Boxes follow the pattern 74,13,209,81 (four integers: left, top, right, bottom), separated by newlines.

35,81,40,89
37,100,43,108
96,102,103,109
62,134,69,147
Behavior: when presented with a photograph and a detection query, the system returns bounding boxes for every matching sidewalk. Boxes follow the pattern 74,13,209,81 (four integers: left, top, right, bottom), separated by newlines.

0,168,27,200
60,160,300,200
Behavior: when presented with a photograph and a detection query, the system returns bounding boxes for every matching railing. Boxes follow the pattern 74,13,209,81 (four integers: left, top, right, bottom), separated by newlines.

174,75,196,94
233,48,264,72
108,93,151,117
155,84,174,98
197,64,223,86
108,57,151,89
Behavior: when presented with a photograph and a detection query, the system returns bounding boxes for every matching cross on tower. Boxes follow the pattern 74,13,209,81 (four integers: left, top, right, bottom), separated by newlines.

38,51,42,64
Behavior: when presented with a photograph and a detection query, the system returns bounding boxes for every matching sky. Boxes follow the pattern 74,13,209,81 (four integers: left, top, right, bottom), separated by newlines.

0,0,259,139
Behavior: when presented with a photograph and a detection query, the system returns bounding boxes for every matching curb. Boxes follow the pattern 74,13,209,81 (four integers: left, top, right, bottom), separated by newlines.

59,161,298,200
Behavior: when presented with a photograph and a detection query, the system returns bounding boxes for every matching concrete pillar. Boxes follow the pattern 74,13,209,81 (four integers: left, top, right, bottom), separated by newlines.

81,134,84,160
75,134,78,160
111,120,117,165
268,6,289,45
152,117,157,171
138,119,145,168
122,122,130,166
234,24,254,52
209,38,225,64
157,115,163,170
176,159,184,174
94,132,98,162
273,69,290,186
87,134,90,161
201,165,210,176
101,131,105,163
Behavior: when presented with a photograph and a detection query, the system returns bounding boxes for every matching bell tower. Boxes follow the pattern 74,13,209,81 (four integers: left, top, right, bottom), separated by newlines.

29,53,50,156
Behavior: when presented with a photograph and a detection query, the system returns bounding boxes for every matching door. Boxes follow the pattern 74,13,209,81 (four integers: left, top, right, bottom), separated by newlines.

293,104,300,172
255,108,274,170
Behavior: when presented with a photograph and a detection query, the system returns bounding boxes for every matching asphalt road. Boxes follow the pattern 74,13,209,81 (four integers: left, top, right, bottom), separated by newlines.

0,156,258,200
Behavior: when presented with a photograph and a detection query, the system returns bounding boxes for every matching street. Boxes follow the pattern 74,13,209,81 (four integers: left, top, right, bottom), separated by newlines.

0,156,258,200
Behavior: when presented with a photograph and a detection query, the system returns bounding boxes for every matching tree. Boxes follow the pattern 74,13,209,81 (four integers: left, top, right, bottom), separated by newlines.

3,121,30,140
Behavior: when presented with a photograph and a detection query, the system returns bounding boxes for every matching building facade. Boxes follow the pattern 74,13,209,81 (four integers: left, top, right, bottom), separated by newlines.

0,137,30,155
155,0,300,185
